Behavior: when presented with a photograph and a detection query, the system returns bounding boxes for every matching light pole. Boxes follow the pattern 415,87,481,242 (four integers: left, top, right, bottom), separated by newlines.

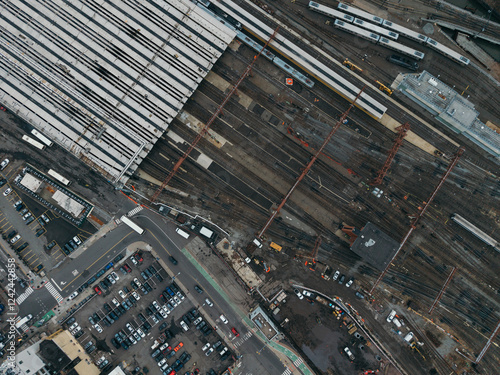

474,9,492,38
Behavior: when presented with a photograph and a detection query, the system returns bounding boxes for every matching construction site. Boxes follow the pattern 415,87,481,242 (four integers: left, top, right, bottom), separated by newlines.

1,0,499,374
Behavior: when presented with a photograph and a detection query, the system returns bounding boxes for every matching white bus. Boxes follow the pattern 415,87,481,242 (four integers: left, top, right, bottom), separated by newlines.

31,129,53,147
121,216,145,235
175,228,190,239
22,135,45,150
48,169,71,186
15,314,33,329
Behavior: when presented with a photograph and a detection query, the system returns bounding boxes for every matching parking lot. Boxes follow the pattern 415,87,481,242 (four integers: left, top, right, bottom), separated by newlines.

64,250,233,374
0,157,95,275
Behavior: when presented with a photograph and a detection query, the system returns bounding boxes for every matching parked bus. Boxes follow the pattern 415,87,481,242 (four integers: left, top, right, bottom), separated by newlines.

121,216,145,235
15,314,33,329
31,129,53,147
175,228,190,239
48,169,71,186
22,135,45,150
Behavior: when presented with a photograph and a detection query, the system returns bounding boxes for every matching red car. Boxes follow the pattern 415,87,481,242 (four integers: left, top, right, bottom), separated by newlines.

134,253,143,262
123,264,132,273
231,327,239,337
174,342,183,352
94,286,102,295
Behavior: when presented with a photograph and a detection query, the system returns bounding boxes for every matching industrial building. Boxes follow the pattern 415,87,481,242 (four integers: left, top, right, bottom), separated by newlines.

0,0,236,185
397,71,500,158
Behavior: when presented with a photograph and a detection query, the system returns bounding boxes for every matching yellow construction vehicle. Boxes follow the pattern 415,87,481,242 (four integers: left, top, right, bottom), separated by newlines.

376,80,393,95
343,59,363,73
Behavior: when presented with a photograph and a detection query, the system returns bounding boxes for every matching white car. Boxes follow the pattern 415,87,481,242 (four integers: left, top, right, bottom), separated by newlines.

111,272,119,281
118,290,126,299
159,309,168,319
71,326,82,335
173,296,181,305
94,324,103,333
345,279,354,288
132,291,140,301
133,331,141,341
205,298,213,307
151,315,159,324
220,315,228,324
202,343,211,351
73,236,82,246
0,159,10,170
333,271,340,280
162,305,170,315
193,317,203,325
129,335,137,345
158,359,167,367
205,347,214,356
10,235,21,244
126,323,134,333
133,278,141,288
130,257,138,265
169,298,178,307
152,301,161,311
107,275,116,284
2,188,11,196
69,322,79,331
294,289,304,300
180,321,189,331
176,291,185,300
68,291,79,300
137,328,145,338
160,343,170,351
302,290,313,297
112,298,120,307
386,310,396,323
22,212,32,221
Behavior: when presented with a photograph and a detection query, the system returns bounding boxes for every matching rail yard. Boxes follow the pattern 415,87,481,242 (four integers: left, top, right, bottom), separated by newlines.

135,0,500,374
0,0,499,374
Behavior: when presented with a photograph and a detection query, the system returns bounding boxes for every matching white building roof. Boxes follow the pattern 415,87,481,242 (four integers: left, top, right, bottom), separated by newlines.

20,173,42,193
52,190,85,217
0,0,236,185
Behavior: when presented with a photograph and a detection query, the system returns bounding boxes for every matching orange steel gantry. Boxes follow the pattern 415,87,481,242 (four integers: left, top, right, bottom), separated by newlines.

369,146,465,295
370,122,410,186
257,87,366,239
151,27,280,203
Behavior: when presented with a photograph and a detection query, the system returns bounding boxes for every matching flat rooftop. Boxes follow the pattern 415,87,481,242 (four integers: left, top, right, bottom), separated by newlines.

350,222,400,271
250,306,280,340
0,0,236,185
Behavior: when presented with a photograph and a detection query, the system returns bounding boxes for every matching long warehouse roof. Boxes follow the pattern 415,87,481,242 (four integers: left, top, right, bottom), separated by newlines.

0,0,236,184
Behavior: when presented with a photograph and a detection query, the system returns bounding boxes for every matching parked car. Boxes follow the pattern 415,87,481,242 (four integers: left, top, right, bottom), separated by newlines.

294,289,303,300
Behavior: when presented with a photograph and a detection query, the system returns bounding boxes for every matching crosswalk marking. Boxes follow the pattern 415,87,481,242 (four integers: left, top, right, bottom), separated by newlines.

234,331,253,348
45,281,64,304
17,286,34,304
281,368,292,375
127,206,143,217
293,357,303,367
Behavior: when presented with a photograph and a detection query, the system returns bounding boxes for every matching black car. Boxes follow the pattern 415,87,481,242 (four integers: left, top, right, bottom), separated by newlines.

169,256,178,265
151,349,161,358
86,345,96,354
144,268,152,278
35,228,45,237
103,303,112,312
159,322,167,331
138,313,147,323
196,321,206,330
171,282,180,293
166,350,176,359
213,341,223,351
165,329,173,339
194,285,204,294
128,296,136,306
74,330,84,339
46,241,56,250
156,273,164,282
103,278,112,288
338,275,346,284
0,179,6,187
155,312,163,321
144,282,152,292
113,254,124,263
111,338,121,349
66,317,76,326
101,318,110,327
221,351,231,361
123,286,130,294
7,230,17,240
17,242,29,252
148,265,156,274
93,312,101,322
190,308,199,318
141,271,148,281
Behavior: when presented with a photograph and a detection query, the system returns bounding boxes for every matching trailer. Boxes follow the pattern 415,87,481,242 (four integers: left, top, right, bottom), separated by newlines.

120,216,145,235
22,135,45,150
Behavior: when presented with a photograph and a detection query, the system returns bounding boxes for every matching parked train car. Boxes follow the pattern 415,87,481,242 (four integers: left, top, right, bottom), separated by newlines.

378,37,425,60
333,20,380,44
337,2,384,25
353,18,399,40
308,1,354,23
382,20,428,43
426,38,470,66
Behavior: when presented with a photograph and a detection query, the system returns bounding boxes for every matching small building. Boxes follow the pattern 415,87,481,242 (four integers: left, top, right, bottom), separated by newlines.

343,222,400,271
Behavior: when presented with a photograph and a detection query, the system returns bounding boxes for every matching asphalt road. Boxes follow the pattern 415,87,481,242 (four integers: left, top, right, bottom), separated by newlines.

19,210,287,374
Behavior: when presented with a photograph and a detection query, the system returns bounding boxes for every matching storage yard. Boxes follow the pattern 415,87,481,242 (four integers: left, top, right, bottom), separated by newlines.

1,0,499,374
